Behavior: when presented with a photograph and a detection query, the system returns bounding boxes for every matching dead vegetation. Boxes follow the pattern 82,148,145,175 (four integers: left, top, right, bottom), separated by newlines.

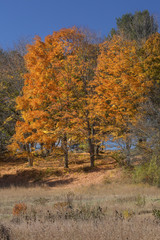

1,152,160,239
1,183,160,239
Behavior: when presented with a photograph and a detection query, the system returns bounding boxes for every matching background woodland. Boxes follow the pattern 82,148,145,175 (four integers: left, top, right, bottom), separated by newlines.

1,10,160,183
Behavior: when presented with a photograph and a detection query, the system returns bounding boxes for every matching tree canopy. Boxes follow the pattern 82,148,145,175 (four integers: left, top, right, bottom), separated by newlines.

2,10,160,169
110,10,158,42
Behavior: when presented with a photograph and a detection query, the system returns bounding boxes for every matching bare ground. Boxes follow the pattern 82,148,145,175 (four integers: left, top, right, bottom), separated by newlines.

0,152,122,188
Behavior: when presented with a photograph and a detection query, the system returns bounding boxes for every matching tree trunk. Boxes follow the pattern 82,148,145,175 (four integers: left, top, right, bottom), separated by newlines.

26,143,33,167
62,134,69,168
126,136,131,166
41,143,44,156
95,145,100,157
28,156,33,167
50,143,55,154
87,120,95,167
88,138,95,167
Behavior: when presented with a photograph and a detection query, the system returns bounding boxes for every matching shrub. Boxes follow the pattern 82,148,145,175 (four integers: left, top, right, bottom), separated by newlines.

133,155,160,185
135,195,146,207
12,203,27,216
153,208,160,220
0,224,11,240
110,151,125,166
122,209,134,219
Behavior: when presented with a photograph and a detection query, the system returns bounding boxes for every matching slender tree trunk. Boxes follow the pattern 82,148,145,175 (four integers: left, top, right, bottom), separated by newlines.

87,121,95,167
50,143,55,154
95,145,100,157
26,143,33,167
88,139,95,167
126,135,131,166
88,132,95,167
28,156,33,167
62,134,69,168
41,143,44,156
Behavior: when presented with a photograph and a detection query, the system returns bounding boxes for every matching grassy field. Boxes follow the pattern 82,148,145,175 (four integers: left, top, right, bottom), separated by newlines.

1,152,160,239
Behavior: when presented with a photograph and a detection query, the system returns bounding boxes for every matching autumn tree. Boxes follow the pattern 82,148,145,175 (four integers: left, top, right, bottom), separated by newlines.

10,29,80,167
94,35,150,165
9,27,100,167
71,28,100,167
133,33,160,158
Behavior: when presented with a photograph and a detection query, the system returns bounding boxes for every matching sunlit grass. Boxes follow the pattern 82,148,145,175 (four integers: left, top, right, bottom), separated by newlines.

1,183,160,239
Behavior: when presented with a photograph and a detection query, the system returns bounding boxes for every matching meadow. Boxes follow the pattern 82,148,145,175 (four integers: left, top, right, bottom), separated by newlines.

1,152,160,239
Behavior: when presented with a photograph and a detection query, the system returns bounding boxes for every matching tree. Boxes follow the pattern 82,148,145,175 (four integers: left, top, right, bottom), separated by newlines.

9,27,100,167
9,28,96,167
110,10,158,42
133,33,160,158
0,48,25,153
94,35,150,164
71,28,100,167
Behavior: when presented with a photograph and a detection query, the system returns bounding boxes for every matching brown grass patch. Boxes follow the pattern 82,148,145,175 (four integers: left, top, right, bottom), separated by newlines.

1,183,160,239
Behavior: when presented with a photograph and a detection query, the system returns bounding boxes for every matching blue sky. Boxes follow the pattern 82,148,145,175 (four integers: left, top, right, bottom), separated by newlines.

0,0,160,50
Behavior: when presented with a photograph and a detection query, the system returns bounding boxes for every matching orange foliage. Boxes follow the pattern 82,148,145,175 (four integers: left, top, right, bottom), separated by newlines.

9,28,153,167
13,203,27,216
94,35,150,136
9,28,97,164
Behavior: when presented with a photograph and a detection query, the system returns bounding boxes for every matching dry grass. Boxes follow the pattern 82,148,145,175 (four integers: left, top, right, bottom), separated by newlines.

1,152,160,239
1,183,160,239
5,218,160,240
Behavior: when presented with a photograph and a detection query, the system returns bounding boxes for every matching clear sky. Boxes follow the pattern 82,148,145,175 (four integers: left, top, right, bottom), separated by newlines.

0,0,160,50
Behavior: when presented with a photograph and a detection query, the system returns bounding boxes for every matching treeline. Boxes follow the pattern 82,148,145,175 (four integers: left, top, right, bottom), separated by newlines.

0,44,26,152
1,10,160,169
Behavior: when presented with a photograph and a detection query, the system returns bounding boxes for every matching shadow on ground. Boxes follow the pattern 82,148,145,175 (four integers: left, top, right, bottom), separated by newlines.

43,178,74,187
0,169,75,188
0,154,117,188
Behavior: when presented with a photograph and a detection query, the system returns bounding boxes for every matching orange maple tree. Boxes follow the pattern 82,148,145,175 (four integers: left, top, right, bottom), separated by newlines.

10,29,152,167
94,35,150,164
9,27,99,167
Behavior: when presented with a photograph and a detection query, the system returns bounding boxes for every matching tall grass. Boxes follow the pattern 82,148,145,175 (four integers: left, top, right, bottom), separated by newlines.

1,183,160,239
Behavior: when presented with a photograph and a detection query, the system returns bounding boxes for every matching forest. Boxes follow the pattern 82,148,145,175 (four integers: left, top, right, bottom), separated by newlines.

1,9,160,179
